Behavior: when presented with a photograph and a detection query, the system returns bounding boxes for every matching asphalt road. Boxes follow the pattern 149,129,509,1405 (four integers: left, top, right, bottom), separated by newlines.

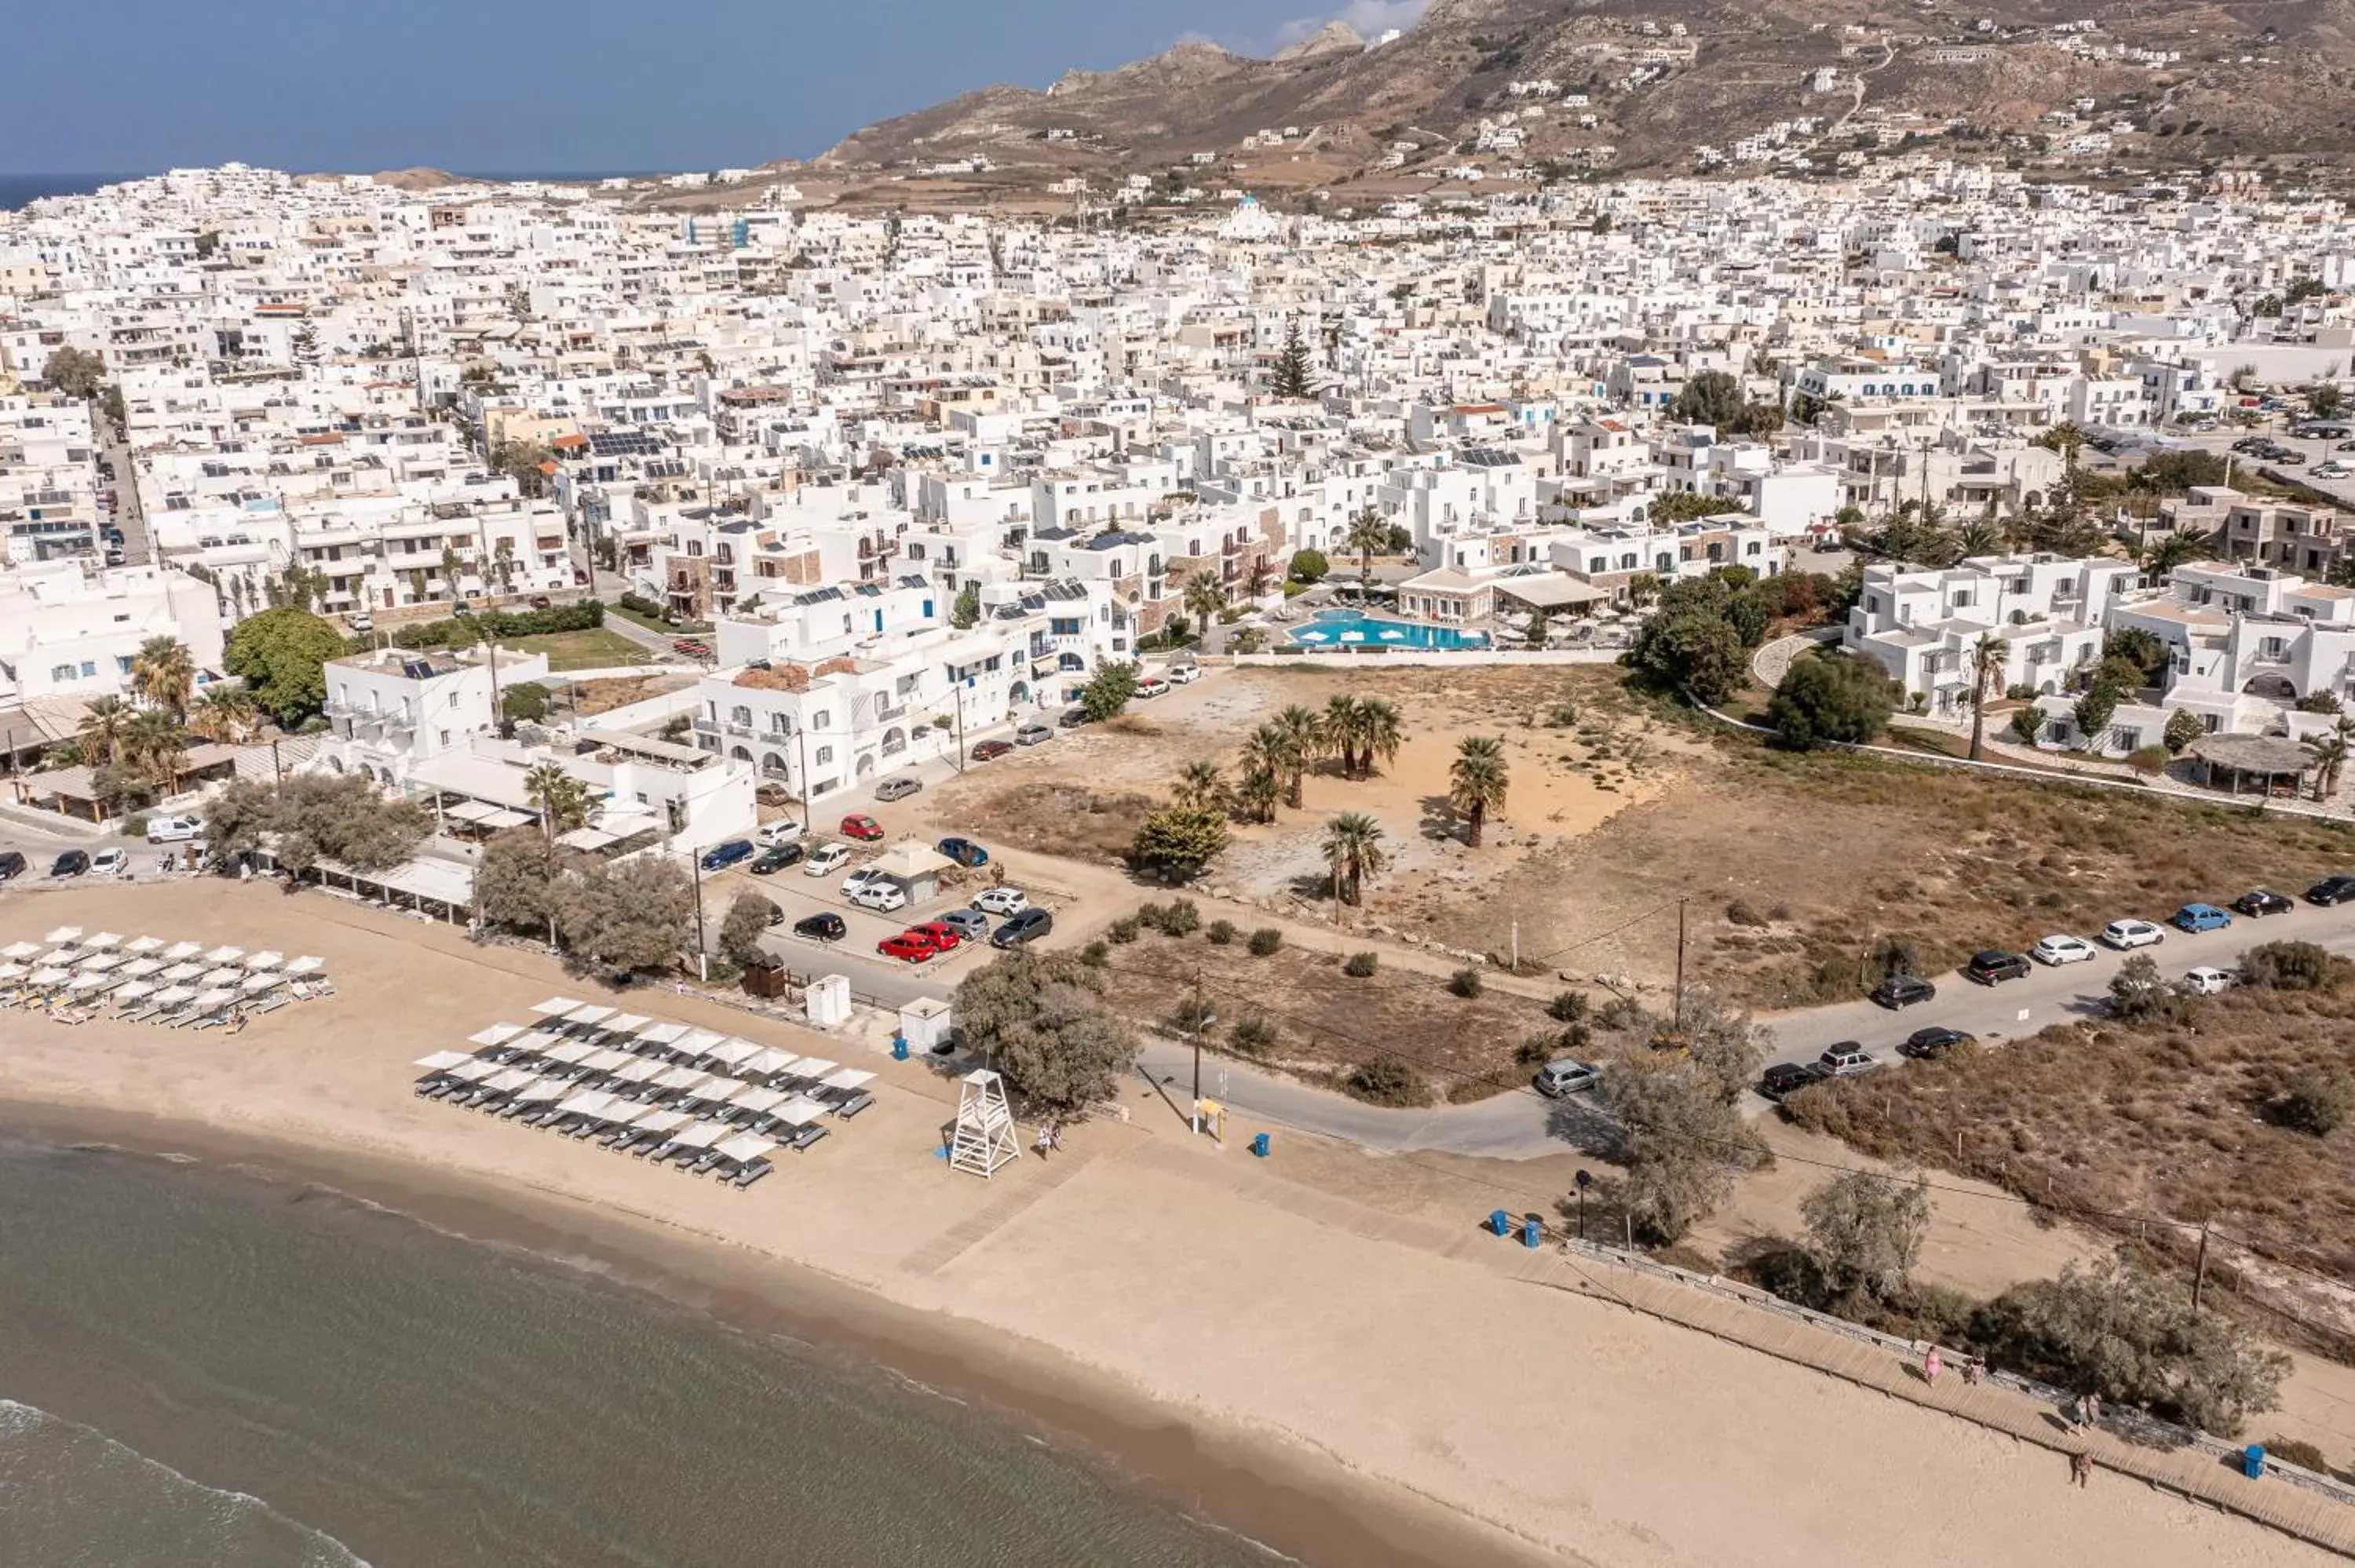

96,410,150,567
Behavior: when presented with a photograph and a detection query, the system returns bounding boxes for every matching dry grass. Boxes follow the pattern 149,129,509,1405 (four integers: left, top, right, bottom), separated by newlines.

1782,990,2355,1351
569,673,695,716
956,782,1161,865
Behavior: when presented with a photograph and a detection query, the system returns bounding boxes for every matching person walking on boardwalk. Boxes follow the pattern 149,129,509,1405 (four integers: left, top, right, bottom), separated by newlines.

1922,1347,1942,1386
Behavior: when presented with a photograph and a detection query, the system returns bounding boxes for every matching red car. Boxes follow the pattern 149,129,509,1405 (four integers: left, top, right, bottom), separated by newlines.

907,921,963,951
969,738,1015,762
840,813,885,841
877,933,938,963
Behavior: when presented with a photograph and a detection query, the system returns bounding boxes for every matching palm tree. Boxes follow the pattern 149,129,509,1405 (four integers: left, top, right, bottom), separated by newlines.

1272,705,1321,808
1320,811,1389,907
1956,509,2005,559
2141,529,2214,582
188,685,260,745
1449,737,1510,847
1171,759,1227,811
1524,606,1552,649
75,695,134,769
1343,506,1390,600
2317,716,2355,801
1181,572,1225,633
1234,768,1281,825
1321,694,1364,779
1966,632,2010,762
2039,419,2087,472
123,709,187,796
1356,698,1404,779
130,636,195,719
523,761,594,840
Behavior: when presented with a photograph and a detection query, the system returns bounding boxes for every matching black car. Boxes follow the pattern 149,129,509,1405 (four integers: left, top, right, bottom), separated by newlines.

0,850,25,881
1900,1026,1975,1059
49,850,89,878
749,844,805,874
991,907,1054,948
792,912,846,942
1965,950,2030,984
1870,973,1937,1009
750,898,784,927
1758,1062,1827,1100
2233,889,2295,917
2306,875,2355,907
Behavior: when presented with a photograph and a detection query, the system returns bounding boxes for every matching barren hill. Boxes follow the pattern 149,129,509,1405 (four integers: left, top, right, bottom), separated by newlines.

808,0,2355,196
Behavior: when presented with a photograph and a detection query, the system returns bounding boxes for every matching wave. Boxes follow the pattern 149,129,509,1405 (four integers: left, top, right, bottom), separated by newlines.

0,1398,371,1567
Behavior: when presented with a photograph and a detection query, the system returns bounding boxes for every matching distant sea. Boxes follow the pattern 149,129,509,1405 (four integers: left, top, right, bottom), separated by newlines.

0,1129,1278,1568
0,171,674,212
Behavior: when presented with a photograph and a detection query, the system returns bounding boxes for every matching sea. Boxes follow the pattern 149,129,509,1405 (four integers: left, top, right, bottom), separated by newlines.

0,1129,1280,1568
0,172,668,211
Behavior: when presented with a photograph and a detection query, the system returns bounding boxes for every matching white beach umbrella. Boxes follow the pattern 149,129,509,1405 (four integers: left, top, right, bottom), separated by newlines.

743,1049,801,1078
604,1012,652,1034
636,1022,688,1047
42,926,82,946
148,986,197,1008
38,948,80,967
563,1003,615,1027
111,981,154,1005
188,987,237,1012
161,941,203,962
202,945,244,965
717,1133,776,1165
772,1094,831,1126
0,962,24,983
28,967,71,987
531,995,585,1016
244,950,285,971
119,957,163,979
0,942,41,961
199,967,243,988
466,1023,524,1049
75,952,124,975
68,972,118,994
786,1058,839,1082
413,1049,473,1071
674,1029,725,1058
239,972,281,996
159,962,204,983
284,956,324,976
820,1068,877,1092
123,935,166,956
84,932,123,950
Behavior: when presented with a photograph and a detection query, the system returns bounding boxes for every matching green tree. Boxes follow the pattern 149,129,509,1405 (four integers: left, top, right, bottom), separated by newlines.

1320,811,1388,906
1802,1169,1932,1303
501,681,553,723
1966,632,2009,761
954,948,1140,1119
2009,706,2046,748
188,684,261,745
2312,381,2346,421
1646,489,1733,525
221,607,346,725
1181,572,1225,629
523,760,596,840
2101,628,2171,689
1272,704,1321,808
1767,652,1894,749
1448,735,1509,847
207,773,429,877
949,585,980,629
1667,369,1746,431
1130,807,1229,880
719,892,775,965
42,346,105,399
1271,322,1313,399
1287,549,1330,583
1170,759,1227,811
1356,697,1404,779
1343,506,1391,598
1234,766,1281,825
2239,940,2351,992
1594,1057,1767,1244
130,636,196,719
1627,574,1762,707
2072,684,2120,750
2162,708,2204,755
473,830,575,933
554,855,695,972
1079,660,1141,722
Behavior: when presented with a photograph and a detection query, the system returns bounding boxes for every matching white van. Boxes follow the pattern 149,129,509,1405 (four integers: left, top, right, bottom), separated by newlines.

146,814,206,844
802,842,853,877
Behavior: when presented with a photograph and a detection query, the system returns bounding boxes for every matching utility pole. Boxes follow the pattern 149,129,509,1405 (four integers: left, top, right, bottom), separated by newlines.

953,678,968,774
2192,1221,2212,1315
1189,965,1205,1135
796,727,812,827
1673,896,1689,1035
269,737,283,784
688,845,709,980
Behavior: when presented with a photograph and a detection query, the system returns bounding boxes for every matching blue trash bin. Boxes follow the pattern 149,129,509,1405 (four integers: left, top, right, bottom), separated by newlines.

2244,1444,2266,1479
891,1034,908,1061
1251,1132,1270,1158
1489,1209,1512,1237
1523,1214,1543,1249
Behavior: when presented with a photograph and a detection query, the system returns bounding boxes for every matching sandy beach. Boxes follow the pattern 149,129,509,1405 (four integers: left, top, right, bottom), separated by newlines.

0,877,2334,1568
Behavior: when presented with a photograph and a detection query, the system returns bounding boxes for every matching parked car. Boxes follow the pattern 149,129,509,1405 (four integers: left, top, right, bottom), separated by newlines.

2101,918,2166,950
2306,874,2355,906
750,844,805,875
2180,965,2236,996
699,839,755,872
672,638,711,658
2313,462,2353,480
90,848,129,877
1869,974,1936,1009
2171,903,2233,933
49,850,89,878
750,898,784,927
1057,706,1091,728
1758,1062,1827,1099
1817,1042,1877,1076
793,912,846,943
1534,1059,1601,1097
0,851,25,881
937,909,991,942
969,738,1016,763
755,819,804,848
1166,662,1203,685
803,843,853,877
1900,1026,1975,1059
907,920,965,951
2232,888,2295,917
850,881,910,914
2030,933,2098,965
1015,722,1055,746
146,813,205,844
877,932,938,963
1965,950,2030,984
973,886,1029,916
528,594,553,610
1135,675,1170,699
937,836,989,868
839,814,885,842
349,613,374,633
991,907,1054,947
843,868,885,897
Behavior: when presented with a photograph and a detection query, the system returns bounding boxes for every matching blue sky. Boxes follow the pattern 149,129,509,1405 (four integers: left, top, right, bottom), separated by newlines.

4,1,1429,175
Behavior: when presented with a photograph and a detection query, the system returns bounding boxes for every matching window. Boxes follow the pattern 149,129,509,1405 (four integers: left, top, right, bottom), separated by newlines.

80,661,95,678
49,663,75,682
448,692,462,709
812,710,831,730
814,746,834,766
116,655,133,673
438,730,451,746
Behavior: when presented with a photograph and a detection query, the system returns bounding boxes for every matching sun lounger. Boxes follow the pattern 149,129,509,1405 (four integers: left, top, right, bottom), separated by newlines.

248,997,289,1016
785,1121,829,1151
731,1158,773,1189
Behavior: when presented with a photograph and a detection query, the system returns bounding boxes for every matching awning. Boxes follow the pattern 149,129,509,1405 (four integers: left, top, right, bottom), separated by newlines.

443,800,502,825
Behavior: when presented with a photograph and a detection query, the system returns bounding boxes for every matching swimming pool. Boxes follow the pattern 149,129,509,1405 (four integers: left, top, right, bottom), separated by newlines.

1287,610,1492,651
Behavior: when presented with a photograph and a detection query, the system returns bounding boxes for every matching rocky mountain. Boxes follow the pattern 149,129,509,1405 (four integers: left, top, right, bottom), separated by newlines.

807,0,2355,197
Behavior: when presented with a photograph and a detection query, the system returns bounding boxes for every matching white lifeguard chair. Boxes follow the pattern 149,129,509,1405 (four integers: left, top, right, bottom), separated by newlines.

949,1068,1020,1180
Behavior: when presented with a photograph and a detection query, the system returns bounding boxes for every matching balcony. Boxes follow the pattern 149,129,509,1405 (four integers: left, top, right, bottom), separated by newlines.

692,718,720,736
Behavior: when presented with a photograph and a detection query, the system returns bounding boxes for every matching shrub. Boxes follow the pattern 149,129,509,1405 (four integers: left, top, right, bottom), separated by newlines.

1514,1032,1563,1067
1547,990,1590,1023
1247,928,1283,957
122,815,149,837
1725,898,1769,928
1081,940,1110,967
1343,1056,1430,1107
2240,940,2350,992
1159,897,1201,936
1448,967,1484,998
1206,918,1237,946
2271,1068,2350,1136
2126,744,2172,778
1108,917,1141,944
1134,900,1165,931
1229,1016,1278,1054
1169,997,1217,1034
2262,1436,2330,1473
1342,950,1378,978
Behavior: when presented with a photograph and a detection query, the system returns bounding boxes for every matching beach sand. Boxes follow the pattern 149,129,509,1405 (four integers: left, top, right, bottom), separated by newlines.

0,878,2332,1568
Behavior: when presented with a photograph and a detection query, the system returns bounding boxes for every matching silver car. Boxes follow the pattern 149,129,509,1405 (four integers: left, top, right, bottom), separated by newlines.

1015,722,1055,746
1535,1059,1600,1097
874,775,922,803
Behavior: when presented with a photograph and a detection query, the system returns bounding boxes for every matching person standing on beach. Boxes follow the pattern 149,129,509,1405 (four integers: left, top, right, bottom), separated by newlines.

2070,1450,2093,1489
1923,1347,1941,1386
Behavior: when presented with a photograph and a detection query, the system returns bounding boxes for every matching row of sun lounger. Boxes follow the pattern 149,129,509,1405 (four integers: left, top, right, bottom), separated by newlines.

0,930,331,1033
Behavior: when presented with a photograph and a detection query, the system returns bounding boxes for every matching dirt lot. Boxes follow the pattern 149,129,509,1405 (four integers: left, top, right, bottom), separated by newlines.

568,673,696,716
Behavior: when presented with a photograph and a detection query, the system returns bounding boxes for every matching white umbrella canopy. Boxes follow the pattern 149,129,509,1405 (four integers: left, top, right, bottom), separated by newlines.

123,936,166,956
284,957,324,976
42,926,82,945
38,948,80,968
244,950,286,971
199,967,243,988
159,962,204,983
188,987,237,1012
239,972,281,995
28,967,71,987
75,953,124,975
148,985,198,1008
161,941,203,962
0,962,24,983
202,945,245,965
111,981,154,1005
531,996,586,1016
84,932,123,950
2,941,43,961
68,972,117,994
119,957,163,979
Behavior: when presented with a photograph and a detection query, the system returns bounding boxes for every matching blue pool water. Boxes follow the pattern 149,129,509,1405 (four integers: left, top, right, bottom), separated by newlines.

1287,609,1491,651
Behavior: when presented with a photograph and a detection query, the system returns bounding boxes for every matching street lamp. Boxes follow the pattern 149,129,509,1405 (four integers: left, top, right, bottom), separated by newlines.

1574,1169,1594,1241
